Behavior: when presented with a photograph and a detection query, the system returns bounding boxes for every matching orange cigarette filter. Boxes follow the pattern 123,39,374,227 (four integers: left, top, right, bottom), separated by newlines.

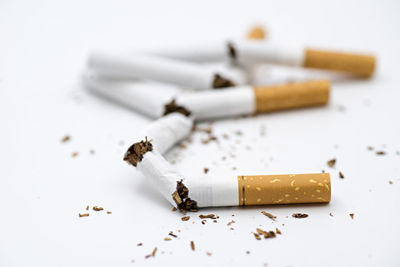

247,26,267,40
238,173,331,206
304,49,375,78
254,80,330,113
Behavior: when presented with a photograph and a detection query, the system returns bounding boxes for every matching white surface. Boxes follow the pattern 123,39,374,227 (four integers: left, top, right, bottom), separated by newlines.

1,0,400,267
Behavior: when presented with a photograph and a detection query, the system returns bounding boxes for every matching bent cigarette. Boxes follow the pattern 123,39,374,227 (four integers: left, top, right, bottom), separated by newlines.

229,40,375,77
124,138,331,210
85,73,330,120
88,51,242,89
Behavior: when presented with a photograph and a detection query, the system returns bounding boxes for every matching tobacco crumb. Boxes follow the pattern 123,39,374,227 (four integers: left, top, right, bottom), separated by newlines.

201,220,206,225
222,133,229,139
137,243,143,246
164,237,172,241
163,99,191,117
106,211,112,214
256,228,276,239
199,214,217,219
119,140,125,146
172,207,177,212
179,143,187,149
367,146,374,151
235,130,243,136
213,220,217,223
230,227,234,230
246,251,250,254
232,167,237,170
190,241,195,251
169,232,177,238
181,216,190,221
339,171,345,179
206,252,212,256
89,149,95,154
79,213,89,217
349,213,354,219
72,152,79,158
93,206,104,211
292,213,308,218
227,220,235,226
253,233,261,240
275,228,281,234
260,125,266,136
203,168,209,174
123,137,153,167
201,135,217,144
86,205,89,210
172,180,198,212
322,170,325,173
61,135,70,143
329,212,333,217
389,181,393,184
145,247,157,259
227,42,237,60
376,151,386,155
327,158,336,168
212,74,236,89
261,211,276,220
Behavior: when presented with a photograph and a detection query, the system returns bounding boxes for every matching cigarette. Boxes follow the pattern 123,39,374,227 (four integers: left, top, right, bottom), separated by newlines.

229,40,375,77
88,51,243,89
124,138,331,210
85,73,330,120
147,40,375,77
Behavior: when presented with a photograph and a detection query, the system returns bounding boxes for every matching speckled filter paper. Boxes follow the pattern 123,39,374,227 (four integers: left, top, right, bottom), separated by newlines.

238,173,331,205
254,80,330,113
304,49,375,77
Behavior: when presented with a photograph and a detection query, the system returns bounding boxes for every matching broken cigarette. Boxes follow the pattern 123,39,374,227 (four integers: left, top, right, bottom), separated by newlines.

124,138,331,210
88,51,245,89
150,40,375,77
85,72,330,120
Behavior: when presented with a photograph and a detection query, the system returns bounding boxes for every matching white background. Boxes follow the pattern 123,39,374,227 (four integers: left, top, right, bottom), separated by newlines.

1,0,400,266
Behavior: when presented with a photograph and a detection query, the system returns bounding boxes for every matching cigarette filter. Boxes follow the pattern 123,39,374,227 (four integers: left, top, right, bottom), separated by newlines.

125,138,331,210
246,26,267,40
88,51,243,89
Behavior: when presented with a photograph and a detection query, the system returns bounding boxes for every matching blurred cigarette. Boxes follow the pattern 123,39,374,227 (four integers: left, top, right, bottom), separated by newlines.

84,73,329,120
88,51,243,89
229,40,375,77
124,138,331,210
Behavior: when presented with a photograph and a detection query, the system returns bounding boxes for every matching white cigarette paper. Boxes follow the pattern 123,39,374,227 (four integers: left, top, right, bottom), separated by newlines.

88,51,244,89
83,70,177,118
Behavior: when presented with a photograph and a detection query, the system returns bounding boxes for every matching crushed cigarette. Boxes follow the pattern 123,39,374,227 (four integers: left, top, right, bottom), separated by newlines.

123,137,153,167
292,213,308,218
79,213,89,217
327,158,336,168
261,211,276,220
